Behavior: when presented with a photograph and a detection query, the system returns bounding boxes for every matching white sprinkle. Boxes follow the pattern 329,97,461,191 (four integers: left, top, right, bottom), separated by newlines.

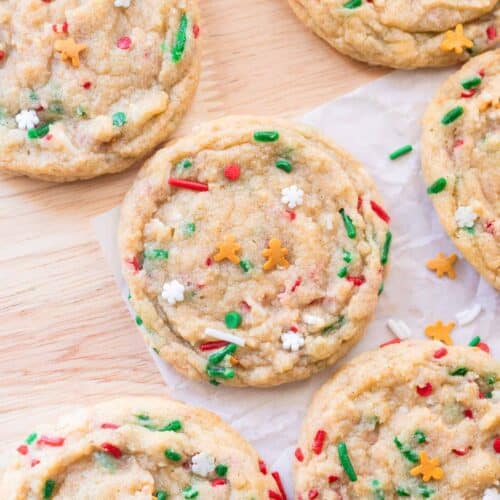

491,390,500,402
280,331,305,352
456,303,482,326
386,318,412,339
303,314,323,326
454,206,478,229
281,185,304,209
321,213,333,230
114,0,131,7
204,328,245,346
191,452,215,477
161,280,185,305
15,109,39,130
482,489,500,500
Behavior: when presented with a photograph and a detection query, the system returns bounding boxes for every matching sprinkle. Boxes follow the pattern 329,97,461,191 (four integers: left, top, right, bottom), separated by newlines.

387,319,411,340
214,235,241,264
183,486,199,499
468,336,481,347
493,437,500,453
43,479,56,499
224,164,241,180
112,111,127,127
271,471,287,500
309,489,319,499
339,209,356,238
117,36,132,49
346,275,365,286
168,178,208,191
31,459,40,467
125,256,140,273
342,249,353,263
193,24,200,38
17,445,28,455
461,89,476,98
416,382,433,397
208,343,237,365
425,320,454,345
0,50,5,61
463,408,473,419
225,311,242,329
101,442,122,459
239,260,252,272
164,448,182,461
27,123,50,139
312,430,327,454
155,492,168,500
25,433,38,444
37,435,65,447
15,109,39,130
426,252,457,279
291,277,302,292
206,365,235,379
418,485,435,498
83,81,92,89
343,0,362,7
394,437,419,463
259,459,268,474
451,447,470,456
328,475,339,484
389,144,412,160
410,452,444,482
144,248,169,260
159,419,182,432
216,464,228,477
114,0,132,7
172,13,188,63
321,315,345,334
54,38,86,66
381,231,392,265
372,479,385,500
477,342,490,353
176,158,193,169
337,442,357,481
184,222,196,236
211,479,226,487
285,209,296,220
295,448,304,461
461,76,482,89
254,130,279,142
302,314,322,326
370,200,391,223
455,206,478,229
276,159,292,173
380,338,401,348
161,280,185,305
440,24,473,54
441,106,464,125
414,430,427,444
450,366,468,376
427,177,447,194
263,238,289,271
268,491,281,499
396,487,410,497
204,327,245,346
281,185,304,208
337,267,348,278
191,452,215,476
486,25,497,41
281,331,305,352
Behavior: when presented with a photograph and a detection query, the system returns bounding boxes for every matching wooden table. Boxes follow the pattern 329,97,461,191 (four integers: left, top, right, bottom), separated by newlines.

0,0,384,442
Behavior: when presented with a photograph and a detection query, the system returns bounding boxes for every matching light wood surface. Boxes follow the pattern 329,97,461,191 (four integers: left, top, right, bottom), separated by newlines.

0,0,384,442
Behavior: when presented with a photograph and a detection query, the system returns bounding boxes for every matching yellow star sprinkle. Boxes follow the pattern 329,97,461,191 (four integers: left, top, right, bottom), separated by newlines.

410,452,444,482
426,252,457,279
262,238,289,271
214,235,241,264
54,38,87,67
440,24,473,54
425,320,455,345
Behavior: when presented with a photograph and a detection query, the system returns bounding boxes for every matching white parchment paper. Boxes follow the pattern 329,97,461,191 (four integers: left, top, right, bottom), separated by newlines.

92,69,499,497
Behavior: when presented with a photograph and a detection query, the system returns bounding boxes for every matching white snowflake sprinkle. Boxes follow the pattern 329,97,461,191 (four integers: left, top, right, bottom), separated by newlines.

280,331,305,352
455,206,478,228
114,0,131,7
161,279,185,305
455,303,482,326
482,489,500,500
281,185,304,209
386,319,412,340
15,109,39,130
191,452,215,477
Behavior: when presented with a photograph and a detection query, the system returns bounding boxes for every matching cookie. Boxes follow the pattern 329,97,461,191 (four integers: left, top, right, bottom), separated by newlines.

287,0,499,69
421,50,499,290
0,397,275,498
119,116,391,387
294,340,500,499
0,0,200,182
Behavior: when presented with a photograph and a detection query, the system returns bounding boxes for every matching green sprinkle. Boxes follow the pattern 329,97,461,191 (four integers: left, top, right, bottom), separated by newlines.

164,448,182,461
208,343,237,365
48,100,64,115
112,111,127,127
464,226,475,234
156,491,168,500
184,222,196,236
176,158,192,169
389,144,412,160
29,90,39,102
43,479,56,499
206,365,235,379
461,76,481,90
159,419,182,432
337,442,357,481
27,123,50,139
468,336,480,347
183,486,198,499
135,315,143,326
342,249,353,263
343,0,362,7
418,484,435,498
321,315,346,334
25,432,37,445
394,437,419,463
225,311,242,329
485,392,493,399
414,430,427,444
172,13,188,63
485,373,496,385
239,260,252,272
95,451,118,470
372,479,385,500
381,231,392,265
136,414,150,421
75,105,87,118
144,248,169,260
395,487,411,497
253,130,279,142
339,209,356,239
215,464,228,477
337,266,348,278
450,367,468,376
378,283,384,295
427,177,447,194
441,106,464,125
275,158,292,173
209,379,220,386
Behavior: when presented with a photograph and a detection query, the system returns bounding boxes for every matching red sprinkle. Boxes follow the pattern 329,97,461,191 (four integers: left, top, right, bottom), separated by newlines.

37,436,65,447
31,459,40,467
100,423,119,429
17,445,28,455
117,36,132,50
380,338,401,348
101,442,122,459
125,256,140,273
295,447,304,462
312,430,327,455
357,196,363,212
0,50,4,61
272,471,287,500
478,69,486,77
453,139,464,148
461,89,476,98
168,178,209,192
452,447,470,456
192,24,200,38
346,275,366,286
45,134,53,141
486,25,497,41
291,278,302,292
308,489,319,500
224,164,241,181
259,459,268,475
494,437,500,453
240,300,252,312
328,475,339,484
484,220,495,235
477,342,490,353
370,200,390,223
83,81,92,90
463,409,473,419
285,209,296,220
289,325,298,333
211,478,226,487
416,382,433,397
433,347,448,359
205,257,213,266
268,491,282,500
199,340,229,351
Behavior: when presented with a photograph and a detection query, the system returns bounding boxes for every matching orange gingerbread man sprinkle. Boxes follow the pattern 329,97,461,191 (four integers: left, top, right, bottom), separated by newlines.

426,252,457,279
440,24,473,54
214,235,241,264
410,452,444,482
262,238,289,271
425,320,455,345
54,38,87,67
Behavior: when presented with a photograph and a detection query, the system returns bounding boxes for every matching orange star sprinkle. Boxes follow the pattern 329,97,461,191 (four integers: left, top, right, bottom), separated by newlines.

440,24,473,54
410,452,444,482
54,38,87,67
425,320,455,345
214,235,241,264
426,252,457,279
262,238,289,271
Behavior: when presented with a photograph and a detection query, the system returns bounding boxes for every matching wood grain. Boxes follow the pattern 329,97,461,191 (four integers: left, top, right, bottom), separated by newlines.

0,0,384,442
